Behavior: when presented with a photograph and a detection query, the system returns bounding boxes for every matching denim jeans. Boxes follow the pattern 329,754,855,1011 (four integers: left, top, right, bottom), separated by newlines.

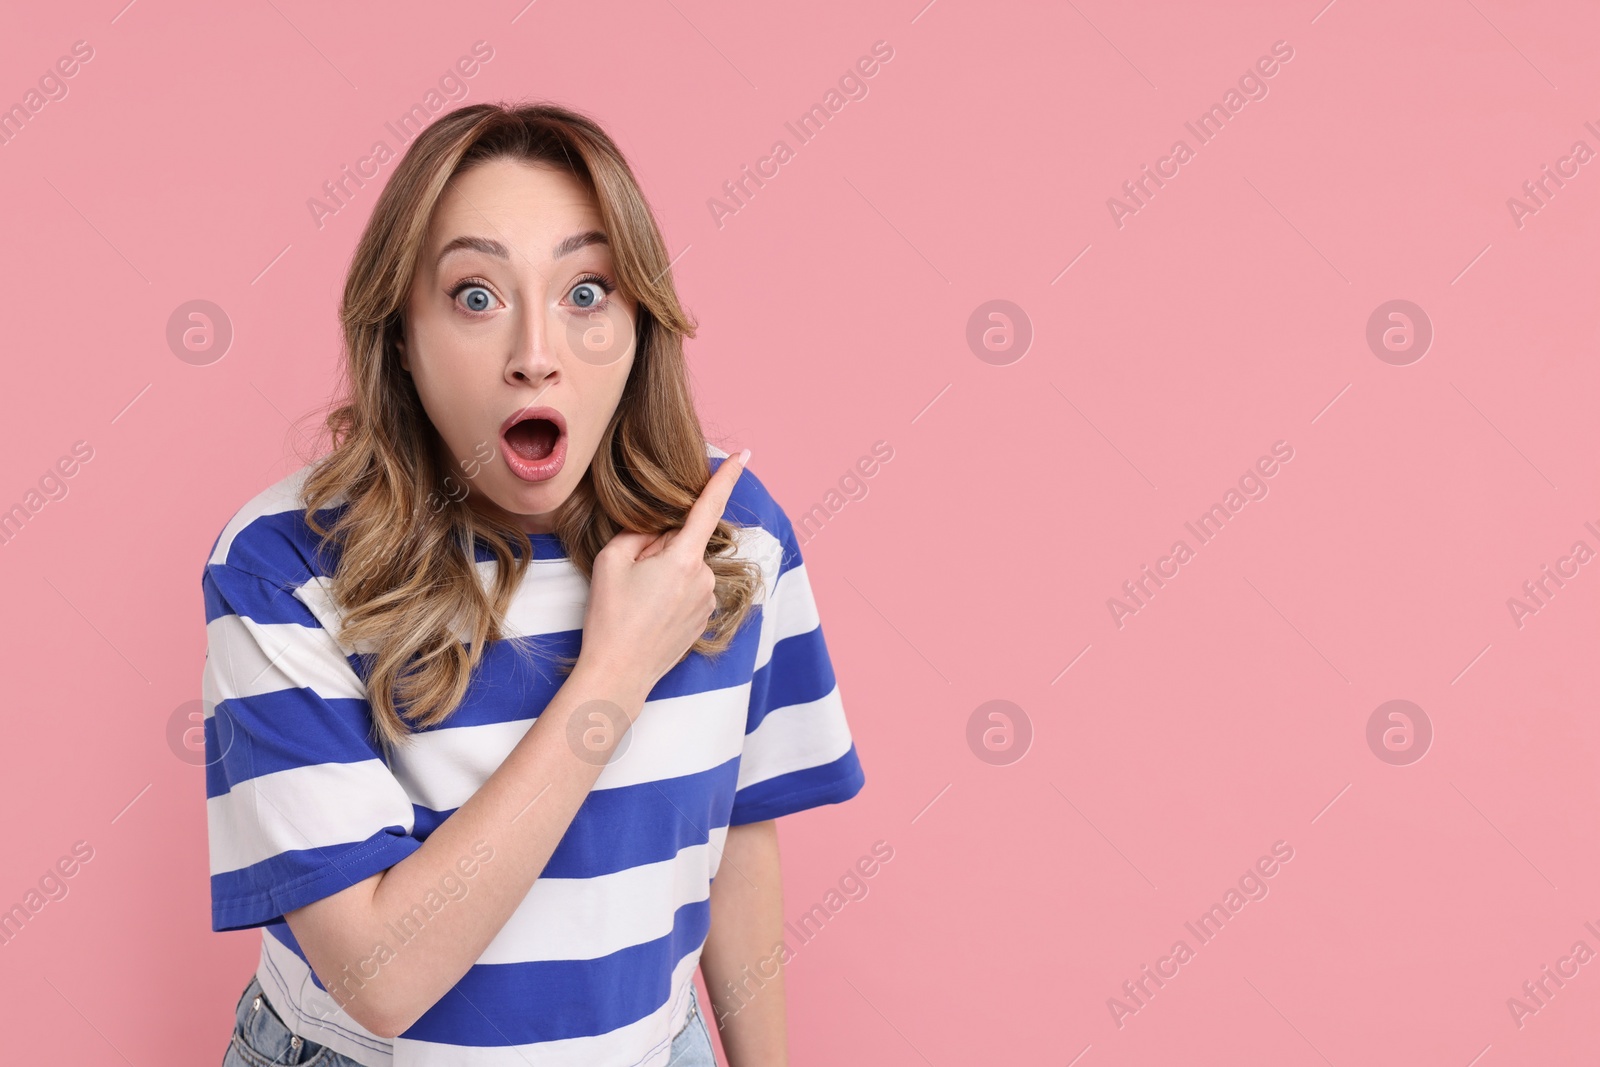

221,972,718,1066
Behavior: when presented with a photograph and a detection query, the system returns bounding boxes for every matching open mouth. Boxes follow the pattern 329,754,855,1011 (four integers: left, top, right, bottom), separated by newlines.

498,407,568,483
503,417,561,461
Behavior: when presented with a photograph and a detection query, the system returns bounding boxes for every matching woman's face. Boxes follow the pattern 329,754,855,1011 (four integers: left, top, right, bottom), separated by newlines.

398,157,638,535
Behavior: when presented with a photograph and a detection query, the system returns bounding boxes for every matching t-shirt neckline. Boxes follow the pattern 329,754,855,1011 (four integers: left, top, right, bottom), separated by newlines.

528,531,569,560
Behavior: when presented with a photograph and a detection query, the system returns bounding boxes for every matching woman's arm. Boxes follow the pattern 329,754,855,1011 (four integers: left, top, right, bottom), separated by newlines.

281,451,750,1039
700,819,789,1066
285,657,650,1039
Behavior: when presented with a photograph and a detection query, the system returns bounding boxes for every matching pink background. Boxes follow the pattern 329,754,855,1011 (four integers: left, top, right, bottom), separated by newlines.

1,1,1597,1063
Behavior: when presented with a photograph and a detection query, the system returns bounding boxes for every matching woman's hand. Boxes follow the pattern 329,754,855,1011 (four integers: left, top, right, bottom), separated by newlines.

578,449,750,705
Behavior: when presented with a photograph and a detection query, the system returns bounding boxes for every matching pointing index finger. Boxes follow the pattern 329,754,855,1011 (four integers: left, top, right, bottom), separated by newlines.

674,448,750,557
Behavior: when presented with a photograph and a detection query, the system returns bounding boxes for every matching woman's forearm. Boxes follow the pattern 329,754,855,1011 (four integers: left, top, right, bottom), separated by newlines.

286,655,649,1039
700,819,789,1066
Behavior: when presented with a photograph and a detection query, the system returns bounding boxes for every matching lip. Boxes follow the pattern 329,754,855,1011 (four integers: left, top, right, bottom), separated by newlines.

498,405,568,483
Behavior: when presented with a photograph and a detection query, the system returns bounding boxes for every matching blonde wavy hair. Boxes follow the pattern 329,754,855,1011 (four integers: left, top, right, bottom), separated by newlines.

296,101,762,749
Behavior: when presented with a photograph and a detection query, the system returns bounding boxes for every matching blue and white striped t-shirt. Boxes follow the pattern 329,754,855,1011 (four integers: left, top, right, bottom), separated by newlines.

200,442,866,1067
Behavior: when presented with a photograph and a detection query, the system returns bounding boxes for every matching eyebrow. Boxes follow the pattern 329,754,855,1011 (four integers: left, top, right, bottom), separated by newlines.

435,230,609,268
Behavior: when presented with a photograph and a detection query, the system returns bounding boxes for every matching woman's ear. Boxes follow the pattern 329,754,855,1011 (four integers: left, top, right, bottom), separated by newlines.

392,320,410,373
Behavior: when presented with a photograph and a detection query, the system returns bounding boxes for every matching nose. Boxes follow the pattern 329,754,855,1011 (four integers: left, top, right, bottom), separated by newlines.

506,298,561,387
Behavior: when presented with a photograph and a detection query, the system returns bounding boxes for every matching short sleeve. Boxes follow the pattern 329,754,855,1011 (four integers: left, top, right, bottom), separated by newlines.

201,562,422,933
729,514,865,825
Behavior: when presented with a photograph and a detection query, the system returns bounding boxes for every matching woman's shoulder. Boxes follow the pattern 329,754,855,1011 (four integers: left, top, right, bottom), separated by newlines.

202,462,347,593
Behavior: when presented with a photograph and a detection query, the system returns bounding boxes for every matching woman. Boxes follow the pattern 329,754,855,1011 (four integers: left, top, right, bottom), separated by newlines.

201,102,865,1067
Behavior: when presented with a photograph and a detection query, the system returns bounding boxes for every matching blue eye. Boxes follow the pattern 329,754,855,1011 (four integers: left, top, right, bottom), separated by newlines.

449,278,500,315
570,273,616,311
448,273,616,317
